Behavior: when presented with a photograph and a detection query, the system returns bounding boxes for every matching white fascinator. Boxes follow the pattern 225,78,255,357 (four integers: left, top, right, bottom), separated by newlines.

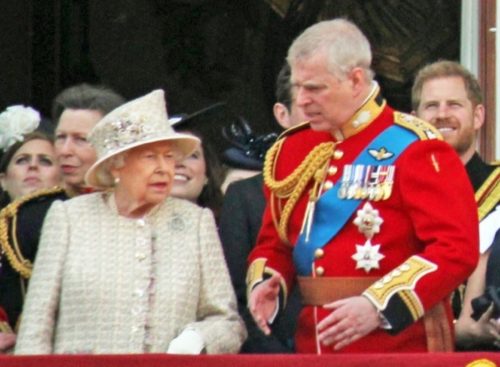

0,105,41,152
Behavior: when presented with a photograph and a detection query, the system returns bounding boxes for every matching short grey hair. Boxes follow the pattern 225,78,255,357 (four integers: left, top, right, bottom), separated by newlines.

94,152,128,188
287,18,374,82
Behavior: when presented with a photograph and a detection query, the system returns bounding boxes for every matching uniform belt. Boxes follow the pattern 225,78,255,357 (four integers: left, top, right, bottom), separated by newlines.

297,276,378,305
297,276,453,352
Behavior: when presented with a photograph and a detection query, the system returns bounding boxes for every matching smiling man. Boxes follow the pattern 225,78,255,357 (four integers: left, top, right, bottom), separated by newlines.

412,60,500,349
412,61,498,232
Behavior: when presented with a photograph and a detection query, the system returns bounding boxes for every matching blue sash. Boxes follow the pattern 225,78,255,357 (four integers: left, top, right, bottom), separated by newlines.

293,125,418,276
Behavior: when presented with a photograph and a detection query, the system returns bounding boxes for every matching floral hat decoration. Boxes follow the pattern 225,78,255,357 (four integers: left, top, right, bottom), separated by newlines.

85,89,200,189
0,105,41,153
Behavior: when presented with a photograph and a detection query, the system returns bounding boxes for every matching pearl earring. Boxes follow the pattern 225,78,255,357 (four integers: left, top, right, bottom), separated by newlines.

114,177,120,185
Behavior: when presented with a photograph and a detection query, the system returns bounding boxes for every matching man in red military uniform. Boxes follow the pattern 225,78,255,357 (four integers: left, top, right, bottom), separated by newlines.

246,18,479,353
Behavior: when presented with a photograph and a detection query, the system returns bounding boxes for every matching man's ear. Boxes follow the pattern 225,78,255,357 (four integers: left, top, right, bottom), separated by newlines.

350,67,367,97
0,173,6,191
273,102,291,130
473,103,485,131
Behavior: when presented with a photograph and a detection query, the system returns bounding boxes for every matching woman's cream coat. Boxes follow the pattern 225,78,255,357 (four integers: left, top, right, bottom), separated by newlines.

15,193,246,354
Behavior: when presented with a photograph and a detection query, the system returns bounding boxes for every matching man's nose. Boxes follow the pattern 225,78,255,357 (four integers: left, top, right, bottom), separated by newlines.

295,87,310,107
436,103,449,119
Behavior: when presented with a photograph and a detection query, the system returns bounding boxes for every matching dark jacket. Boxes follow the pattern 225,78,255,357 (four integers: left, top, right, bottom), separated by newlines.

0,188,67,329
219,174,301,353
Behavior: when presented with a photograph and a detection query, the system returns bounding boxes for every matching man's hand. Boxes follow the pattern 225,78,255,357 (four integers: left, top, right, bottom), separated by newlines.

248,273,282,335
475,305,500,347
0,332,16,353
317,296,381,350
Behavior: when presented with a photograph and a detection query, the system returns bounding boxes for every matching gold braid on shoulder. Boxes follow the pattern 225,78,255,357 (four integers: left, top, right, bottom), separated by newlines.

0,186,64,279
263,140,335,243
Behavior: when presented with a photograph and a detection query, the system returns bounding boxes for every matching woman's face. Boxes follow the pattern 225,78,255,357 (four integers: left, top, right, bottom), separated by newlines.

170,140,207,203
0,139,61,200
113,141,176,207
54,109,101,191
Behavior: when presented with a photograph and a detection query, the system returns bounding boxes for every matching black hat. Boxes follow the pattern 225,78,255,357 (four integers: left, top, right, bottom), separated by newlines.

169,102,233,157
221,117,277,170
170,103,277,170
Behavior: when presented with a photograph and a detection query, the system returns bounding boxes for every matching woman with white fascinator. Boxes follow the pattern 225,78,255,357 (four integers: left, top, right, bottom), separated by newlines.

15,90,246,355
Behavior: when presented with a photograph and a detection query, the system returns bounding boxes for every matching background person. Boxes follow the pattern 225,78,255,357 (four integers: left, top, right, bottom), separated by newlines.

412,60,500,350
0,105,61,353
15,89,246,355
169,105,226,222
0,106,60,207
219,61,306,353
52,83,126,197
220,117,277,193
247,19,478,354
0,84,125,352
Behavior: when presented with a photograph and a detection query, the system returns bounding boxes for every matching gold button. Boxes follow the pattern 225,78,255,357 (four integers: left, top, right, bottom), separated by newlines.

324,181,333,190
316,266,325,276
328,166,338,175
314,248,324,259
333,150,344,160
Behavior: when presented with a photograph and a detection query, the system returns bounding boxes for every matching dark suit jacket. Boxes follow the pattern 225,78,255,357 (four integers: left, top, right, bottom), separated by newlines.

453,153,499,321
0,189,67,329
465,153,497,196
219,174,301,353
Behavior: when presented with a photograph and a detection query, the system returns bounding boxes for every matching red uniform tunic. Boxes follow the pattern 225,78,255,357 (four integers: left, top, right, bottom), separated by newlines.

0,306,11,333
247,96,479,353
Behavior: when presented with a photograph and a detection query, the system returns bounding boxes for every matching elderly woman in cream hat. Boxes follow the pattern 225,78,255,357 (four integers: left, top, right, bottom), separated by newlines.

14,90,246,355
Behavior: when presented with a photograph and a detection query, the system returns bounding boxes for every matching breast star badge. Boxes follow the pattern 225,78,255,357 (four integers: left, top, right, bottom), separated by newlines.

352,239,385,273
353,202,383,239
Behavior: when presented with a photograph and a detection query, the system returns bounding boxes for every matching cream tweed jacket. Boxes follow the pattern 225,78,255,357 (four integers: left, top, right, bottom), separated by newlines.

15,193,246,354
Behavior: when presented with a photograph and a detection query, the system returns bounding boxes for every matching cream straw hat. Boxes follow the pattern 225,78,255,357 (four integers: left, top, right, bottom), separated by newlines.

85,89,199,189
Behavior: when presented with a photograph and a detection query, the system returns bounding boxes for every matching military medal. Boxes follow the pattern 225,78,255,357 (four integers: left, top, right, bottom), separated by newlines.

348,165,364,199
367,165,381,200
354,166,366,200
351,239,385,273
337,164,352,199
352,202,385,272
338,163,396,201
353,202,383,239
381,166,395,200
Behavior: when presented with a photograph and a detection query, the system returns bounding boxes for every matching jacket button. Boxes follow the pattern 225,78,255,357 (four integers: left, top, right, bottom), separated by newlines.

324,181,333,190
328,166,338,175
316,266,325,276
333,150,344,160
314,248,324,259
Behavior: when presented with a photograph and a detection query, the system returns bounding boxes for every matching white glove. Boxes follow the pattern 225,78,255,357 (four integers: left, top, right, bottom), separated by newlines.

166,328,205,354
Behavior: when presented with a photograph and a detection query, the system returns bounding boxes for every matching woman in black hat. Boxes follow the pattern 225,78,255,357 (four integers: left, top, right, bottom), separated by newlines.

169,103,227,222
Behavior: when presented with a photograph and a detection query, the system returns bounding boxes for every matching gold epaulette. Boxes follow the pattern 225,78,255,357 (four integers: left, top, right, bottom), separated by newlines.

476,167,500,221
0,186,65,279
277,120,311,140
394,112,442,141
